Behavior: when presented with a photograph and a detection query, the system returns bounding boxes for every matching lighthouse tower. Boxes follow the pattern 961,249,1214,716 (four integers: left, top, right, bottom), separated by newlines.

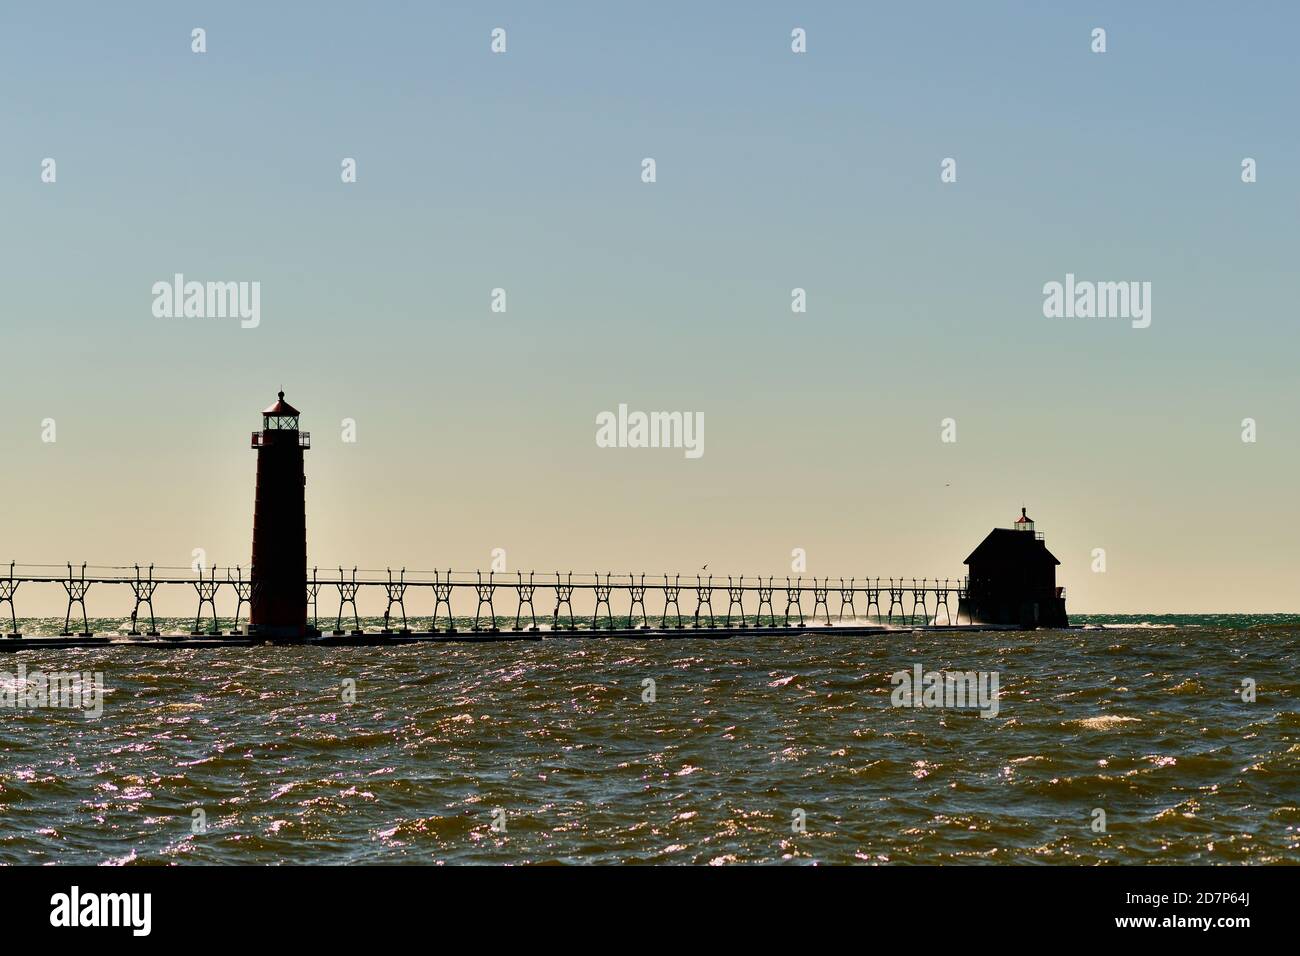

249,391,310,639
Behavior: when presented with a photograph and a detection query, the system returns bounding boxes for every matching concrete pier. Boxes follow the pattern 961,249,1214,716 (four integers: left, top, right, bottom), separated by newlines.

0,621,1030,652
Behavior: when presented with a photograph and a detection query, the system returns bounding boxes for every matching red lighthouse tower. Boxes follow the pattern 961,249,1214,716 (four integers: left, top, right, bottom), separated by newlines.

249,391,310,639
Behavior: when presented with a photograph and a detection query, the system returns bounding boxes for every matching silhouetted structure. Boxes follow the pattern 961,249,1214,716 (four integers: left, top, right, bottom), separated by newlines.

4,408,1067,642
249,391,310,638
959,508,1068,628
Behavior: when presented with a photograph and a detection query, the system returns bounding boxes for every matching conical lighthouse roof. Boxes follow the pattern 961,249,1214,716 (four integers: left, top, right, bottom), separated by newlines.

262,390,299,417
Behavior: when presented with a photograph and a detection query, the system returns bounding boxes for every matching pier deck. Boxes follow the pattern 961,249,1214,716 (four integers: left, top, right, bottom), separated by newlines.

0,621,1025,652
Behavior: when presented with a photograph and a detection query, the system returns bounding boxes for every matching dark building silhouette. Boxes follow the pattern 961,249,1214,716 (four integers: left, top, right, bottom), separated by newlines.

249,392,310,638
959,508,1068,628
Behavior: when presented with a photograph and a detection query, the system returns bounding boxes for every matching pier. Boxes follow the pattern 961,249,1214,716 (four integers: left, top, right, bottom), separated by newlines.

0,393,1068,650
0,563,999,650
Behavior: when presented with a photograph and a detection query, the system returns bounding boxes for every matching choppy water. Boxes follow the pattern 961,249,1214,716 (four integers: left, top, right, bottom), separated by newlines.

2,616,1297,864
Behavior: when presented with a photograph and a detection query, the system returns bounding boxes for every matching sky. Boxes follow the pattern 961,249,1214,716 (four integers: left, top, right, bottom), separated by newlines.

1,2,1297,614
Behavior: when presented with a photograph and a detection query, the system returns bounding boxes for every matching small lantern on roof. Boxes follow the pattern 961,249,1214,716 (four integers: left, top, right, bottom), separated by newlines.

1013,507,1035,533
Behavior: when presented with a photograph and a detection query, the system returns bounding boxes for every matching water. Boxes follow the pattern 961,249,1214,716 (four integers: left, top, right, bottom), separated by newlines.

2,616,1296,864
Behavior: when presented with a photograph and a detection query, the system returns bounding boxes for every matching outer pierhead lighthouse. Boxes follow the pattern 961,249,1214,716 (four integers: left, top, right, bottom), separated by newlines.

959,507,1068,628
249,391,310,638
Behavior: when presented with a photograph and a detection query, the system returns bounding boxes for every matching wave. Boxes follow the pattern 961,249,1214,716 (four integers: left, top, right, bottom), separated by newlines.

1068,715,1141,731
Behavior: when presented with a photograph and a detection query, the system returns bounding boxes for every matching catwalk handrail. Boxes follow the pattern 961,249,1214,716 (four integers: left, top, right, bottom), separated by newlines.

0,564,965,591
0,562,976,633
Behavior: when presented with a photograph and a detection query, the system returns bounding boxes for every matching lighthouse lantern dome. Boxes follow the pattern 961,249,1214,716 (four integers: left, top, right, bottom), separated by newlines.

262,390,300,431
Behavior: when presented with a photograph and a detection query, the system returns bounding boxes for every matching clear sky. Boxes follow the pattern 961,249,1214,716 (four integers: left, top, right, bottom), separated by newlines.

2,2,1297,614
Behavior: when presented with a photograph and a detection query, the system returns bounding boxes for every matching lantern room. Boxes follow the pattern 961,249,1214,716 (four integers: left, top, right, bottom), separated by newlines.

251,391,310,449
1013,507,1035,534
263,391,299,430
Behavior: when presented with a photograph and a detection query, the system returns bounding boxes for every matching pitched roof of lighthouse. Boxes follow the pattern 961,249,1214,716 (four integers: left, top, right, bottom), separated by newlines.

964,528,1060,566
262,391,299,417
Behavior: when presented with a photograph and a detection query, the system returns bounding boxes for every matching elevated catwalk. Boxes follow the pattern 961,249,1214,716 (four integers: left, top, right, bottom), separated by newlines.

0,565,976,640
